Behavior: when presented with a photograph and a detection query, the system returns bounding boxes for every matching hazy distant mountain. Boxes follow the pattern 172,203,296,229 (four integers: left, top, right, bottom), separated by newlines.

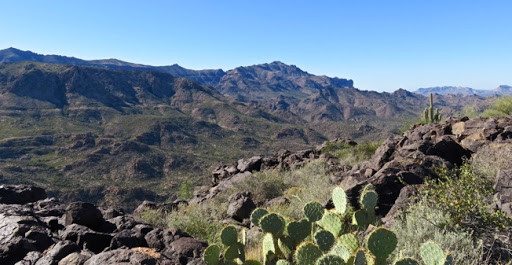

414,86,511,97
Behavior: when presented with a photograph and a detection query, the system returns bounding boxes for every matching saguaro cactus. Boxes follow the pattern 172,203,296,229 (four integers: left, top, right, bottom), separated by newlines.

424,93,442,123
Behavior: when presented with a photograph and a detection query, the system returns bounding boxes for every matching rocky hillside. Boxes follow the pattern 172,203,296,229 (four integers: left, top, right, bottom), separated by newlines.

0,185,206,265
415,85,512,97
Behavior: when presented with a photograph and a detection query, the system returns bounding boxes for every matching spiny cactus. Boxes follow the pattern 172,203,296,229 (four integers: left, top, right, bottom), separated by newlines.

276,260,291,265
332,187,348,215
329,244,352,261
295,242,323,265
304,201,325,222
287,219,312,243
320,211,344,237
278,236,295,259
316,254,346,265
420,241,453,265
221,225,238,246
203,244,221,265
337,233,359,254
250,208,269,227
263,233,276,264
424,93,442,123
366,227,397,265
314,230,335,251
260,213,286,237
393,257,420,265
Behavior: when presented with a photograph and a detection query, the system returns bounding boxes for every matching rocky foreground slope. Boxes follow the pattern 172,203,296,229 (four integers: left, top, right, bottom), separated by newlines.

0,185,206,265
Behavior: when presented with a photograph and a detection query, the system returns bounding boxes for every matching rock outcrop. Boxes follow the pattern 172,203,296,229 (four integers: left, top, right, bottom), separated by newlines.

333,116,512,219
0,185,206,265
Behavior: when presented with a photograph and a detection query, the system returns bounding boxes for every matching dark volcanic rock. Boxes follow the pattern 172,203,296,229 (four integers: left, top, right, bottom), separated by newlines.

0,185,47,204
226,192,256,222
83,249,158,265
65,202,104,230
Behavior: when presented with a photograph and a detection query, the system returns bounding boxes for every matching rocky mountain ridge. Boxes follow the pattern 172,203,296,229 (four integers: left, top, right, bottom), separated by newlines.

414,85,512,97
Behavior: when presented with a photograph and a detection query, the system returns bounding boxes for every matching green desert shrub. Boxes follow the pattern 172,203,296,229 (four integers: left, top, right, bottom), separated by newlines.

420,161,512,231
166,201,227,244
482,96,512,117
391,202,483,264
321,141,380,166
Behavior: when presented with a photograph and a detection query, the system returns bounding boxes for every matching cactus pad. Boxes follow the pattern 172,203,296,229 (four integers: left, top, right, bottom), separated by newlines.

295,242,323,265
314,230,335,252
316,254,346,265
337,233,359,254
203,244,221,265
262,233,276,264
221,226,238,246
224,244,240,261
287,219,312,243
366,227,397,260
276,260,291,265
360,190,378,210
393,258,420,265
320,211,343,237
278,235,294,259
250,208,269,227
304,201,325,222
329,244,352,262
352,210,373,229
260,213,286,237
420,241,445,265
354,249,368,265
332,187,348,215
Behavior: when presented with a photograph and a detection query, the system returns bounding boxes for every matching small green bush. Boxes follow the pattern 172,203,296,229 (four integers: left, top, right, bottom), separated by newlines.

420,162,512,231
321,141,380,166
166,201,227,244
392,202,483,264
482,96,512,117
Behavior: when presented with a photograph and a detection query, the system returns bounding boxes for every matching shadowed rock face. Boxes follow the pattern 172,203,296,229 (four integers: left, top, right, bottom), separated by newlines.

0,185,206,265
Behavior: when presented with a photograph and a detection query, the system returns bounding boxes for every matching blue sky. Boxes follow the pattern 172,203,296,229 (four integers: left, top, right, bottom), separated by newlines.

1,1,511,92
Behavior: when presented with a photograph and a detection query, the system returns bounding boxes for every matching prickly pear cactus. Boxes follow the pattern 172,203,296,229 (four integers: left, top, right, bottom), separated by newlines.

287,219,312,243
332,187,348,215
203,244,221,265
337,233,359,254
314,230,335,252
278,235,295,259
260,213,286,237
329,244,352,261
420,241,448,265
250,208,269,227
360,190,378,211
295,242,323,265
393,258,420,265
352,210,372,229
276,260,291,265
304,201,325,222
316,254,346,265
263,233,276,264
366,227,397,265
320,211,344,237
221,226,238,246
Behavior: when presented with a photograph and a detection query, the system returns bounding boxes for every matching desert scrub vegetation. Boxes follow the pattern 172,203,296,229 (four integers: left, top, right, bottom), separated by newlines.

420,162,511,231
141,161,336,242
482,96,512,117
320,141,380,166
391,201,484,264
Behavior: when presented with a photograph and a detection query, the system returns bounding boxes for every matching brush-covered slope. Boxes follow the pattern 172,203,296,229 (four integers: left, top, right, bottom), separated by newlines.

0,62,326,210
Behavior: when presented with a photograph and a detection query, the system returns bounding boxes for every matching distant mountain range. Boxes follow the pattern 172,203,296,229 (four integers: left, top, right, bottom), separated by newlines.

0,47,493,209
414,85,512,97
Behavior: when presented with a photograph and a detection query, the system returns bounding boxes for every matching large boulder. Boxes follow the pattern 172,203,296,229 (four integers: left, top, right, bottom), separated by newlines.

65,202,105,230
84,249,158,265
226,192,256,222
